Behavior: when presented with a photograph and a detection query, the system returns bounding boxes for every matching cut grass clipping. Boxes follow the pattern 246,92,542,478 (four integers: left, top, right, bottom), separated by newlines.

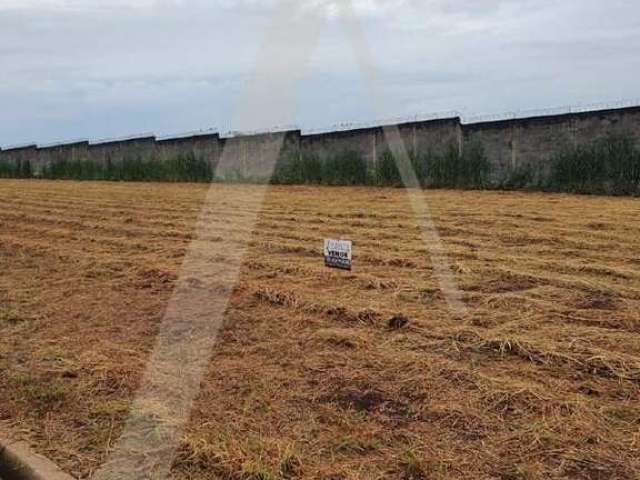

1,180,639,479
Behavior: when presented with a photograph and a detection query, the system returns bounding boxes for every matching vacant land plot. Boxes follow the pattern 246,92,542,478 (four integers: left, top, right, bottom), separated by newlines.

1,179,639,480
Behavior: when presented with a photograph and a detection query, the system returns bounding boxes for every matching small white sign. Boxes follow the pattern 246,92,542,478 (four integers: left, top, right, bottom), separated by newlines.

324,239,352,270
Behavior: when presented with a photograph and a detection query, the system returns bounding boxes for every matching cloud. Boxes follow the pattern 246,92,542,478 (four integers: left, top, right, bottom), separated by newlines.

1,0,639,145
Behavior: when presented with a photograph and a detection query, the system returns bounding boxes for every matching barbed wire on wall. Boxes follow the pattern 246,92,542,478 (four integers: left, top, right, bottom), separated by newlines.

156,128,219,142
38,138,89,149
221,124,301,138
462,98,640,124
302,110,460,135
90,132,157,146
2,143,37,151
3,98,640,151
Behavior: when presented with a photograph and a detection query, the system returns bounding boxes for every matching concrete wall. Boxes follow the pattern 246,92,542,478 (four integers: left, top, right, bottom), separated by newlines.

462,106,640,182
462,121,521,182
36,142,89,174
298,117,460,174
88,136,156,166
218,130,301,180
301,126,382,172
572,107,640,143
0,145,38,175
397,117,462,155
156,133,221,171
1,105,640,183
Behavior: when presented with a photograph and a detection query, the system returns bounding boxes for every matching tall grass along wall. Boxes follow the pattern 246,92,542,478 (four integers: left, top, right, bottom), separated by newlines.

0,159,31,178
547,133,640,195
2,133,640,195
37,152,213,183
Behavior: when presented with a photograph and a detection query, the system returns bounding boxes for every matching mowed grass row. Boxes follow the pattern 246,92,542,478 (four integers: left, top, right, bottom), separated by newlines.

0,180,639,479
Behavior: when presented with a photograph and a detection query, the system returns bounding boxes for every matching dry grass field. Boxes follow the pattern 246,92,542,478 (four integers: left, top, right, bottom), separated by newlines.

1,179,640,480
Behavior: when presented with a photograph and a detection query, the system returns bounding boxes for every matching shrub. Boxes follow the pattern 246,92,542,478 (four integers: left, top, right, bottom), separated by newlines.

369,144,491,189
0,159,33,178
322,150,368,186
0,160,15,177
458,140,491,188
272,151,368,186
499,164,537,190
164,152,213,182
409,150,430,185
376,150,403,186
375,149,433,187
19,159,33,178
548,133,640,195
43,158,104,180
301,154,324,184
417,142,490,189
271,154,297,184
423,145,459,187
0,160,21,178
42,153,212,183
272,153,323,185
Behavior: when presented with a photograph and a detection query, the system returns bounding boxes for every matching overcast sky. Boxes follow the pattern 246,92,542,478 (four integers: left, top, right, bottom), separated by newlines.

1,0,639,147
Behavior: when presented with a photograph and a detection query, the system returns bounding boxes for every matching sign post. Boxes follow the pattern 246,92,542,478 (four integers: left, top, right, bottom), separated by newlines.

324,239,352,271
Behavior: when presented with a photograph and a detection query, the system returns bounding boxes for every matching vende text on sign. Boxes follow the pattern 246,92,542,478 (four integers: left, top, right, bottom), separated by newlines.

324,239,352,270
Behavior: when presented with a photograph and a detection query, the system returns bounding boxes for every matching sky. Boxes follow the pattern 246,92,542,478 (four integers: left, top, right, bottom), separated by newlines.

1,0,639,147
